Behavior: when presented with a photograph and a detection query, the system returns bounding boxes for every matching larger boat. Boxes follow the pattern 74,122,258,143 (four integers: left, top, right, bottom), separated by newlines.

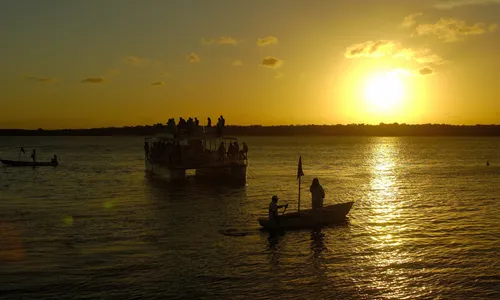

144,127,247,184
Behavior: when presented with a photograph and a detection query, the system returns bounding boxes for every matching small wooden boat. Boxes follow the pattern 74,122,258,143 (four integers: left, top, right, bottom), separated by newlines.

258,201,354,230
258,156,354,230
1,159,58,167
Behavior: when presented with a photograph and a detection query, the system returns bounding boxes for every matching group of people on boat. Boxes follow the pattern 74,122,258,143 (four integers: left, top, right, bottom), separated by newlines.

217,141,248,161
164,115,226,136
268,178,325,222
145,136,248,166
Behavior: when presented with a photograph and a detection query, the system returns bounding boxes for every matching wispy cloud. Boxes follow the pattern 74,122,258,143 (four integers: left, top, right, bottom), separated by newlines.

257,36,278,47
124,55,149,66
414,18,496,42
81,77,105,83
187,52,200,63
151,81,164,86
418,67,434,75
260,56,284,69
231,59,243,67
202,36,242,45
433,0,500,9
344,40,444,65
402,13,423,27
24,76,57,83
275,72,284,79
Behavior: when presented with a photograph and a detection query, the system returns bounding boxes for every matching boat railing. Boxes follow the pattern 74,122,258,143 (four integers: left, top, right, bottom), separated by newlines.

147,149,246,169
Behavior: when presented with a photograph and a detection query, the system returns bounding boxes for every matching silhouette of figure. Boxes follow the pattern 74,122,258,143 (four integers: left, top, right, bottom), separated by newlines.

487,161,490,166
216,117,222,135
310,178,325,211
207,117,212,128
234,141,239,157
218,141,226,161
31,149,36,162
240,142,248,159
194,117,199,127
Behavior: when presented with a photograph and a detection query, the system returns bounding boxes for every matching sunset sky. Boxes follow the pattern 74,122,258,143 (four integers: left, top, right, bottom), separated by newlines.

2,0,500,129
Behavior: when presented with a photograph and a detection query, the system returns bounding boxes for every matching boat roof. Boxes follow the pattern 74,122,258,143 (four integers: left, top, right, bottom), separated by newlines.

145,133,239,142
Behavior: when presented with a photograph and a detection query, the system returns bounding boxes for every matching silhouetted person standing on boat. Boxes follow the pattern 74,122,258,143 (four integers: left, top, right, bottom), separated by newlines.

240,142,248,159
220,115,225,128
218,141,226,162
310,178,325,211
31,149,36,163
234,141,239,158
207,117,212,128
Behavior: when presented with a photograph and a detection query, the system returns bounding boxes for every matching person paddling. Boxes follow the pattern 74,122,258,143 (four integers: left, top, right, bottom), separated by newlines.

268,195,288,222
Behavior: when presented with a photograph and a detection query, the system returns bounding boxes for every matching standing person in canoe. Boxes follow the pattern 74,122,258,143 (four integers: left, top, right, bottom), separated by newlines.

31,149,36,163
310,178,325,211
268,195,288,224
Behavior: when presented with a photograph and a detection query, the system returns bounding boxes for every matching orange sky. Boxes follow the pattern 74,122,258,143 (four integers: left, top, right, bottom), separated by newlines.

2,0,500,129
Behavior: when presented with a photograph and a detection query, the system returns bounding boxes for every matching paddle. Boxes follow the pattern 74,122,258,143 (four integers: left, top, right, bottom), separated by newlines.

281,204,288,216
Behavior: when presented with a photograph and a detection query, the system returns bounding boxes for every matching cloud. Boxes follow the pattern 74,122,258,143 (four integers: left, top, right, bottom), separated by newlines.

160,71,169,76
433,0,500,9
151,81,164,86
414,18,496,42
81,77,105,83
187,52,200,63
124,56,149,66
257,36,278,47
344,40,444,65
402,13,423,27
260,56,284,69
202,36,242,45
418,67,434,75
275,72,284,79
231,59,243,67
24,76,56,83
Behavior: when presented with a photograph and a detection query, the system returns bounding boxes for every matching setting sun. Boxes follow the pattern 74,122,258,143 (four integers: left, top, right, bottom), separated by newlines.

364,72,406,113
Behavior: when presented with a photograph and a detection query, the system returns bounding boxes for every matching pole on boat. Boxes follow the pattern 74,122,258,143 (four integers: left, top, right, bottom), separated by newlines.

297,156,304,214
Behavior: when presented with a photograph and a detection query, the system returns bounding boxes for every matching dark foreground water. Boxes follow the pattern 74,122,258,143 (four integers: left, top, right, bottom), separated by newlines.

0,136,499,299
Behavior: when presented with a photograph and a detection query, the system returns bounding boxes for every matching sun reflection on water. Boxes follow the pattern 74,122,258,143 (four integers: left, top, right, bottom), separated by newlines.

362,138,427,298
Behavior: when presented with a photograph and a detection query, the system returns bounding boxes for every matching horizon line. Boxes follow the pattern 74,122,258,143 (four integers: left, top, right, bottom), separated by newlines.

2,122,500,131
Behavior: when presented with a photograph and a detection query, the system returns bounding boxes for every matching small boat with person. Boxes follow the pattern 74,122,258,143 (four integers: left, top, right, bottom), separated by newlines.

258,156,354,230
0,147,58,167
258,201,354,229
0,159,58,167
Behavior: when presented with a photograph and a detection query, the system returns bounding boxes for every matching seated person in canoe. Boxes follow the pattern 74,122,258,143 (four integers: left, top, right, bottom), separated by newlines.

268,195,288,222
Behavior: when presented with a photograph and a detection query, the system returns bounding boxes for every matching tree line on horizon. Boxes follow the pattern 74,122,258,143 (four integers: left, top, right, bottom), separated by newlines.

0,123,499,136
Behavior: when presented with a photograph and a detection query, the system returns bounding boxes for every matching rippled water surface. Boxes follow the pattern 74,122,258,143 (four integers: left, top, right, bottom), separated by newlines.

1,136,499,299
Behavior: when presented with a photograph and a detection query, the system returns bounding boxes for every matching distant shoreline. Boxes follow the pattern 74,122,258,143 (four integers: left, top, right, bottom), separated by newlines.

1,124,500,136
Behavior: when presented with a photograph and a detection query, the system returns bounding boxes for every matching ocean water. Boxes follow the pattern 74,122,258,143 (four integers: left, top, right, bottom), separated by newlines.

0,136,499,299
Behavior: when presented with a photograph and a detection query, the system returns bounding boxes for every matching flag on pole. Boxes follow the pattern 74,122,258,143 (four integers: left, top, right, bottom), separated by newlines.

20,147,25,154
297,156,304,179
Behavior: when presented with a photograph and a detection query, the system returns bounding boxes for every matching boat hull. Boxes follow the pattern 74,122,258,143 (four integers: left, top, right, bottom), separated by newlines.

258,201,354,230
146,159,246,184
1,159,58,167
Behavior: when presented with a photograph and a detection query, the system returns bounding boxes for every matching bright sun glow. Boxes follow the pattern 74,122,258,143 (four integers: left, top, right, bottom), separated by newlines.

364,72,406,112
